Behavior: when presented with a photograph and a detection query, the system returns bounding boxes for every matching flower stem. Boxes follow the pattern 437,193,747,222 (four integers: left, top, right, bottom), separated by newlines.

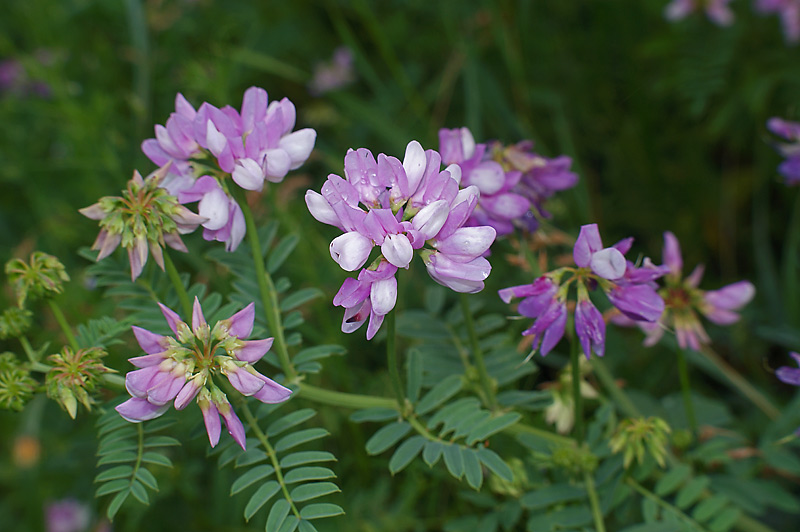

47,300,79,352
386,311,405,410
234,188,297,382
298,383,397,410
505,420,575,447
699,346,780,420
162,250,192,319
459,294,497,410
591,358,640,418
239,400,301,519
584,472,606,532
676,349,698,437
570,335,584,442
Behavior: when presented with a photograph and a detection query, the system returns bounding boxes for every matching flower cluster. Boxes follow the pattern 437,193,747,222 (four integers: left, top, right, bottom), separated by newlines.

0,352,37,412
45,347,113,418
766,117,800,185
664,0,734,26
306,140,497,339
80,164,206,280
5,251,70,307
756,0,800,44
142,87,317,250
626,231,755,351
439,128,578,236
500,224,666,359
116,298,291,449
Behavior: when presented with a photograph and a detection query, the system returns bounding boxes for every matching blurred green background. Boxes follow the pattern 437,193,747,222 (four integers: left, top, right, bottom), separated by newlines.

2,0,800,530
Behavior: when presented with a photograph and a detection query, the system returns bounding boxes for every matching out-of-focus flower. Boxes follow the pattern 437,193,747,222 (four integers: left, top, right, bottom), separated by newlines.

45,498,91,532
5,252,70,308
664,0,735,26
439,128,578,235
13,434,41,468
116,298,291,449
500,224,666,359
309,46,355,96
620,231,755,351
141,88,316,251
0,307,33,339
306,140,496,339
0,352,37,412
609,417,672,468
46,347,113,419
766,117,800,184
0,59,23,91
776,352,800,434
544,359,598,434
756,0,800,43
80,164,206,280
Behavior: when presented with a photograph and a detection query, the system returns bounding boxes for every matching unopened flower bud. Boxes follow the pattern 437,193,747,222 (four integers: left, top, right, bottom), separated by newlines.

5,252,70,307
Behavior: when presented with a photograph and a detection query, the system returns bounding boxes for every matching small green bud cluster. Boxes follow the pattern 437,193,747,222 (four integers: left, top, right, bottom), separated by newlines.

0,307,33,339
45,346,113,419
0,352,38,411
609,416,672,469
551,444,599,476
5,252,69,308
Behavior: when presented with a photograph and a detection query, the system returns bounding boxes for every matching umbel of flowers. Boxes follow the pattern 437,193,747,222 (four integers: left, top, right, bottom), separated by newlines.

142,87,317,251
306,140,497,339
500,223,667,359
116,298,291,449
439,127,578,236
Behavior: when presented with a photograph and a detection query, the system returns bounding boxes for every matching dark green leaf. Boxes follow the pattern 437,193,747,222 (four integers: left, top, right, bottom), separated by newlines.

692,495,729,523
97,451,137,466
293,345,346,366
443,444,464,479
277,516,300,532
642,497,659,522
466,413,521,445
140,452,173,468
274,428,329,453
521,484,585,509
349,408,398,423
231,465,275,495
423,441,444,467
365,422,411,455
298,520,318,532
406,348,423,403
388,436,426,474
708,508,741,532
236,449,269,468
143,435,181,448
130,480,149,505
135,468,159,491
416,375,463,416
462,448,483,490
279,451,337,469
95,479,130,497
267,234,299,273
654,465,691,496
106,489,130,520
477,448,513,482
280,287,324,312
617,524,681,532
289,482,340,502
244,481,280,521
95,465,133,483
284,466,336,484
675,476,709,509
427,398,480,431
267,409,317,437
299,503,345,520
266,499,292,532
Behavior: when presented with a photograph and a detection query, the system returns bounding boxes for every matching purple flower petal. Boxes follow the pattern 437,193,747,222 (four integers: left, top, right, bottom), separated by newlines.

236,338,274,363
132,326,168,355
227,303,256,339
116,397,169,422
158,303,184,335
252,374,293,404
573,224,603,268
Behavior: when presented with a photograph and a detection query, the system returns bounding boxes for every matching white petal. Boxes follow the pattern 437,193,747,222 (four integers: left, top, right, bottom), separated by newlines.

278,128,316,169
370,276,397,315
232,159,264,191
198,187,230,230
330,231,373,271
590,247,626,280
381,234,413,268
402,140,426,195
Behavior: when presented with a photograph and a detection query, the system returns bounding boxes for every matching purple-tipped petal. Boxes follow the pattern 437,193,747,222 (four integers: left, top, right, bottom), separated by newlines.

228,303,256,339
225,365,267,396
575,300,606,359
608,284,665,322
252,374,293,404
433,226,497,262
219,404,247,450
199,398,221,448
573,224,603,268
663,231,683,276
279,128,316,169
236,338,274,363
703,281,755,311
174,379,202,410
158,303,184,335
132,326,169,355
116,397,169,422
305,190,340,228
192,297,206,332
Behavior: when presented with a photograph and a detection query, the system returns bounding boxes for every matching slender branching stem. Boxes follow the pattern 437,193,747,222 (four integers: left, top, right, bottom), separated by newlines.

47,299,79,351
298,383,397,410
570,335,584,442
239,400,301,519
584,472,606,532
386,311,405,410
163,250,192,319
459,294,497,410
676,348,698,437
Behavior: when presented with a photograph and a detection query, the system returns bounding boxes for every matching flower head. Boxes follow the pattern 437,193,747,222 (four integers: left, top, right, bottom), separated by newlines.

309,46,355,96
307,140,496,339
116,298,291,449
767,117,800,185
623,231,755,351
46,347,113,418
500,224,666,360
664,0,734,26
80,164,206,279
756,0,800,44
45,498,91,532
5,252,70,307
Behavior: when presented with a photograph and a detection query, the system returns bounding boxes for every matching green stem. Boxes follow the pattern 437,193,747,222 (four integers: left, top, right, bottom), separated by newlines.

591,358,640,418
163,250,192,319
676,349,698,437
782,191,800,322
505,420,575,447
298,383,397,410
234,188,297,382
571,336,584,442
386,311,405,410
699,346,779,420
47,300,79,351
239,400,301,519
584,472,606,532
460,294,497,410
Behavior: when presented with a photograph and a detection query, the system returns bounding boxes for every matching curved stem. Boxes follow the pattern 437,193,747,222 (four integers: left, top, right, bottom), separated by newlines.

298,383,397,410
386,311,405,409
571,336,584,442
676,349,698,437
163,250,192,319
584,472,606,532
47,300,79,351
591,358,640,418
504,420,575,447
239,400,301,519
459,294,497,410
234,188,297,382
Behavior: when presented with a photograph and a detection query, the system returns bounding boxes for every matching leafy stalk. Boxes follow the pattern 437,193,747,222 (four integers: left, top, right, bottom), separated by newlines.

162,250,192,319
459,294,497,410
386,311,405,410
676,348,698,437
47,299,79,351
584,472,606,532
298,383,397,410
570,334,584,442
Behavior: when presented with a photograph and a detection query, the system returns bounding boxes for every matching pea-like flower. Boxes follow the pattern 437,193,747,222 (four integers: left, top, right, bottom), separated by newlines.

80,164,206,280
116,298,291,449
306,141,496,339
500,224,666,359
766,117,800,185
